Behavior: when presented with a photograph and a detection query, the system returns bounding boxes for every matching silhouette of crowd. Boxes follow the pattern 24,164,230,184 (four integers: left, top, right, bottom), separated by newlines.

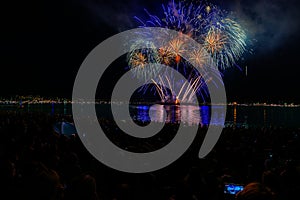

0,111,299,200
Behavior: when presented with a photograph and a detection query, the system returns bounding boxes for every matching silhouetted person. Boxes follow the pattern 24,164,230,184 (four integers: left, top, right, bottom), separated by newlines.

236,182,274,200
261,170,279,195
0,159,17,199
20,162,63,200
66,173,99,200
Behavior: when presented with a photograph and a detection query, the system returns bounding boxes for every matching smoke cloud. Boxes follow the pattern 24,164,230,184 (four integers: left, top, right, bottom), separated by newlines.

233,0,300,54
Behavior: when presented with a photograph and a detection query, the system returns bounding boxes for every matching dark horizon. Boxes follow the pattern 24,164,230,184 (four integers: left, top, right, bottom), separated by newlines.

1,0,300,103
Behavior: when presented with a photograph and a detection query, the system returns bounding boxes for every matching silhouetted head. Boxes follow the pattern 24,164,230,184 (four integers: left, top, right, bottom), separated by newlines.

236,182,273,200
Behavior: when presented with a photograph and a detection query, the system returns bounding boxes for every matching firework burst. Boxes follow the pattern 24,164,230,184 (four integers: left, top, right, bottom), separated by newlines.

132,0,247,69
127,0,247,103
202,18,247,68
189,48,209,68
127,40,162,81
158,47,176,65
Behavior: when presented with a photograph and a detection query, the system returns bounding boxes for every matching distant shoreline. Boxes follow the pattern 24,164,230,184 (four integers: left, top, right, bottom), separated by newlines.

1,101,299,108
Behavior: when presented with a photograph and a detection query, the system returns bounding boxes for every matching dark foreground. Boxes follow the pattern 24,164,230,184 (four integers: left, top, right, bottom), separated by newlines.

0,111,299,200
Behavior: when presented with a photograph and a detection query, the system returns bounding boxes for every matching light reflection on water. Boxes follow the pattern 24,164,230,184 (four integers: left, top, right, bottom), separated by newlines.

130,104,226,126
103,104,300,128
132,104,204,126
2,103,300,128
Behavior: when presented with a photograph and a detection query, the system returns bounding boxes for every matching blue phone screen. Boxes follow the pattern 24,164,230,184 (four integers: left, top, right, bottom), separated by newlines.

224,184,244,195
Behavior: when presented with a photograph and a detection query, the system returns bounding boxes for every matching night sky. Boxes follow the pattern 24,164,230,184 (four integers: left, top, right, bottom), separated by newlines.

1,0,300,103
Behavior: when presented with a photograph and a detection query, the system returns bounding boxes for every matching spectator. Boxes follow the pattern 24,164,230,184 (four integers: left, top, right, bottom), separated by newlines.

236,182,274,200
20,161,64,200
65,173,99,200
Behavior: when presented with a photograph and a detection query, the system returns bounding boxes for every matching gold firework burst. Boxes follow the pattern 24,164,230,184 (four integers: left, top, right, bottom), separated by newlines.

204,28,227,54
129,52,147,68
